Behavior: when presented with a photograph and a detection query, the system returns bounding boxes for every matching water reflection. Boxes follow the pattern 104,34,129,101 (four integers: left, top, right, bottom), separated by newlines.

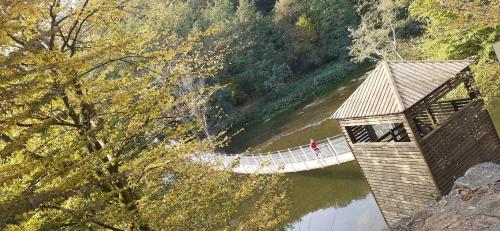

288,193,387,231
287,162,368,215
285,162,386,231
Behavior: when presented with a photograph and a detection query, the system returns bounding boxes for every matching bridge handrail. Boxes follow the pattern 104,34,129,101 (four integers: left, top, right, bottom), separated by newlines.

197,134,354,173
214,135,350,167
226,134,345,157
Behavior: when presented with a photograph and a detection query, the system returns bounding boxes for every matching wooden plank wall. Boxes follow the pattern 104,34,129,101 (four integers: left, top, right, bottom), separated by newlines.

338,114,439,224
418,99,500,194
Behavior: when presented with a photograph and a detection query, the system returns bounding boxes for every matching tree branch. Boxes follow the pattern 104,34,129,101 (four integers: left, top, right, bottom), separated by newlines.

58,28,70,52
47,0,61,50
77,55,140,78
121,60,165,77
0,134,13,142
61,91,81,127
7,33,26,46
61,0,90,53
55,13,74,26
16,122,33,127
90,221,124,231
16,118,80,129
51,118,82,128
70,8,98,56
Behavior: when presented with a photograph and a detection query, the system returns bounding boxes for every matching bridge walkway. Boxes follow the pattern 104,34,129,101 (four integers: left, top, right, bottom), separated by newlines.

198,135,355,174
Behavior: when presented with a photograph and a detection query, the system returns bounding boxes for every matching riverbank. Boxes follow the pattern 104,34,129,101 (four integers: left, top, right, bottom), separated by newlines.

387,162,500,231
226,64,370,153
224,62,372,138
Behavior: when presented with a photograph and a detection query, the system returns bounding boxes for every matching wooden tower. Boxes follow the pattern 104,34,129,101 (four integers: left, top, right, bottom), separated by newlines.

330,60,500,223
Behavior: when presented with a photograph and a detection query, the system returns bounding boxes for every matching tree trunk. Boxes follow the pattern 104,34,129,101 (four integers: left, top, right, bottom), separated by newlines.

389,21,404,61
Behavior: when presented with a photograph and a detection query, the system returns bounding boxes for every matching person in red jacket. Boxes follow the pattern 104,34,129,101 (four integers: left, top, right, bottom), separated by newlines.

309,138,320,156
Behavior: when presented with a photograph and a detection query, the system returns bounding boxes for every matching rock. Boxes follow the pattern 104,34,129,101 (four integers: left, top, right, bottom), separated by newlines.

453,162,500,191
385,162,500,231
457,187,475,201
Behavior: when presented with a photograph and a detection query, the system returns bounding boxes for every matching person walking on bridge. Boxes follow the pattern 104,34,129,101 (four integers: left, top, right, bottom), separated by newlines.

309,138,321,157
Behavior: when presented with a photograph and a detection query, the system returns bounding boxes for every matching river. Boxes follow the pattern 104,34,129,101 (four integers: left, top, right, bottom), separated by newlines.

227,72,500,231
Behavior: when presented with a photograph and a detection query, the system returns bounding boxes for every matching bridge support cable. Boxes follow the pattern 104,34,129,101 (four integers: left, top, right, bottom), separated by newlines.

316,144,325,168
268,152,276,167
326,138,340,164
277,150,288,171
287,149,299,171
299,146,311,171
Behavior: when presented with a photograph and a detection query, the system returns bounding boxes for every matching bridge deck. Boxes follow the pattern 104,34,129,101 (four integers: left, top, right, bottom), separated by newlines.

198,135,355,174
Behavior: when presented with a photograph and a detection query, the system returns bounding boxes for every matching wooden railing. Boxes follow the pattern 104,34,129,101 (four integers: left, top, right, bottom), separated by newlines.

347,123,410,143
414,98,472,137
375,123,409,142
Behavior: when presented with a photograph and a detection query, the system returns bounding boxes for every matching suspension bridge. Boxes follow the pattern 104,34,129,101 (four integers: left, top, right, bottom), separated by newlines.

196,135,355,174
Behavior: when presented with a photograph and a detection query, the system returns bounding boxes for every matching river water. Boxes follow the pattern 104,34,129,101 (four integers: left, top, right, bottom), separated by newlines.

228,75,387,230
227,72,500,231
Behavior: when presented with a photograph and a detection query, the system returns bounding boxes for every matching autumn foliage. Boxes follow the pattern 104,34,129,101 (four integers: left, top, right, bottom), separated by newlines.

0,1,288,230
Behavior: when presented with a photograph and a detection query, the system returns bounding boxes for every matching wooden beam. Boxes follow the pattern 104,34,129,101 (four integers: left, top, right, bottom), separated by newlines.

383,61,406,111
405,70,470,117
366,125,378,142
463,75,480,99
450,100,459,111
426,108,438,128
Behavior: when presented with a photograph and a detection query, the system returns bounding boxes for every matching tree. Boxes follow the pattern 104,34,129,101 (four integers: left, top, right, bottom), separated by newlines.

300,0,359,62
94,0,362,136
410,0,500,105
0,0,289,230
273,0,304,24
349,0,417,62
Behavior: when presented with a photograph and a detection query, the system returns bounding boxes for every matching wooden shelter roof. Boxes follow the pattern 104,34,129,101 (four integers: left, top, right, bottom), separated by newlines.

331,60,473,119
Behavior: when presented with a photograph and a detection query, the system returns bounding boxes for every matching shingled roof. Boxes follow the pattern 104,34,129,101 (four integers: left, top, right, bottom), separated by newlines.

331,60,473,119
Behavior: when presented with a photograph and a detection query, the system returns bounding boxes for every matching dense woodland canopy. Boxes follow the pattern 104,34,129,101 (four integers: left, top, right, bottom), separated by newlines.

350,0,499,105
0,0,498,230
